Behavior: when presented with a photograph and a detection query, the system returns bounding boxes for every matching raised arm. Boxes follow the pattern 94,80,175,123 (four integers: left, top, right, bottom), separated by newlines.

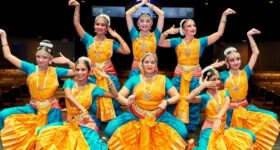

207,8,236,45
125,0,147,31
69,0,85,39
108,27,130,55
145,1,164,32
247,28,261,70
158,25,180,48
0,29,21,68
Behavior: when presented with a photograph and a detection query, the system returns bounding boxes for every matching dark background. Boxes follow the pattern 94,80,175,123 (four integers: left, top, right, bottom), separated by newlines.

0,0,279,71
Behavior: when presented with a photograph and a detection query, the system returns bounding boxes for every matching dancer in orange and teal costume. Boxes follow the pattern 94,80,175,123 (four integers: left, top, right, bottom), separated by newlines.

0,29,75,149
36,57,117,150
158,8,236,132
220,28,280,149
187,66,256,150
69,0,131,128
126,0,164,77
104,52,187,150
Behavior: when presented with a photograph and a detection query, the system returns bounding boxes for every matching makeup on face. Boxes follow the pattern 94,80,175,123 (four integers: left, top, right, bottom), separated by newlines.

228,57,241,63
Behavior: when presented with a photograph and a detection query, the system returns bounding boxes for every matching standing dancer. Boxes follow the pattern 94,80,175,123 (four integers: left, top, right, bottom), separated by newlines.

126,0,164,77
69,0,130,128
158,8,235,132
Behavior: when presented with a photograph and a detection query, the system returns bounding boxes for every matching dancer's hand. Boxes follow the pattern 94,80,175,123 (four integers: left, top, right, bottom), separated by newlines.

211,59,226,69
247,28,261,36
108,27,120,39
165,25,180,35
0,29,7,37
223,8,236,16
126,95,136,105
52,52,71,65
68,0,80,7
213,118,222,131
158,100,168,109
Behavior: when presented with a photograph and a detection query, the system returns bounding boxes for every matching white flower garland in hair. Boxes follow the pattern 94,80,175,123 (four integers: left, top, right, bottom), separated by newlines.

95,14,111,26
179,19,187,36
78,56,92,65
224,47,237,56
39,41,53,48
199,65,214,85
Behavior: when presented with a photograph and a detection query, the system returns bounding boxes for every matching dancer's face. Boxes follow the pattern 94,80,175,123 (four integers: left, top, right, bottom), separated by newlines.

94,18,108,35
75,63,90,81
227,53,241,70
142,55,157,75
208,73,221,90
36,50,52,67
182,19,197,37
137,14,153,31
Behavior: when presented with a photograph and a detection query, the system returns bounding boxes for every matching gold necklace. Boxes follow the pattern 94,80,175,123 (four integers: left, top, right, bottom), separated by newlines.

184,38,194,56
229,70,240,92
208,90,222,113
139,32,150,51
93,37,105,60
142,75,155,100
36,66,49,91
72,82,86,101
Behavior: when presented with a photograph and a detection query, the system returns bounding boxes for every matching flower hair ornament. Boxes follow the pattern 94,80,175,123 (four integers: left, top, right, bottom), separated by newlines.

78,56,92,65
95,14,111,26
179,19,187,36
37,39,53,55
223,47,238,57
199,65,214,85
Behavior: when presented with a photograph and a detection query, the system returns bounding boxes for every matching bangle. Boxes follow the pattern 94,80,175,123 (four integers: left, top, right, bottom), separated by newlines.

220,20,226,23
74,13,79,17
2,43,8,47
149,4,154,9
80,109,88,115
108,82,114,88
166,100,169,105
133,6,139,11
163,32,169,37
195,89,201,95
250,44,257,48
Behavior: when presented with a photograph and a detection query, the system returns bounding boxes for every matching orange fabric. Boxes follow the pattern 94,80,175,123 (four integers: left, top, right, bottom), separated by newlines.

173,70,192,123
231,107,280,149
27,66,59,101
132,32,157,60
108,120,187,150
36,121,90,150
93,69,116,122
133,75,165,110
1,114,38,150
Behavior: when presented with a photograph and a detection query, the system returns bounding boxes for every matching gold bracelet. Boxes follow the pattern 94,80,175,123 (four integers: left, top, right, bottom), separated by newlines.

149,5,154,9
2,43,8,47
108,82,114,88
220,20,226,23
133,6,139,11
250,44,257,48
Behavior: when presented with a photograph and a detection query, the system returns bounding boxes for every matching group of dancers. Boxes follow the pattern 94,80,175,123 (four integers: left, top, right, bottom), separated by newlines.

0,0,279,149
